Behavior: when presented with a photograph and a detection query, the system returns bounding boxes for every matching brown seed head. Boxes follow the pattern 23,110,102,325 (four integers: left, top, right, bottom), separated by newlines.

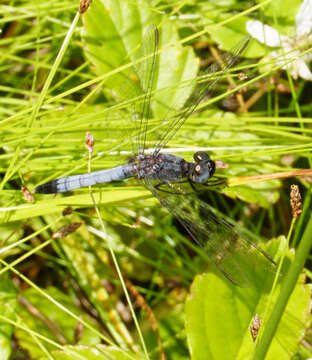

290,184,302,219
250,314,261,342
85,131,94,156
52,222,83,239
79,0,92,14
21,185,34,203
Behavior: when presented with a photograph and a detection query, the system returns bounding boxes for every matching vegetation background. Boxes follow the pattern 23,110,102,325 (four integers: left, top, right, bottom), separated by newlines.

0,0,311,359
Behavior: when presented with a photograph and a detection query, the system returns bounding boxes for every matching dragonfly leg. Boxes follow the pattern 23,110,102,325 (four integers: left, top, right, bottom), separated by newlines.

203,177,227,190
188,179,201,193
154,180,189,195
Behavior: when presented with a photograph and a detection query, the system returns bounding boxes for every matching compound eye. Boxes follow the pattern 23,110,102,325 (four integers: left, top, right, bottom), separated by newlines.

194,164,201,175
194,151,210,162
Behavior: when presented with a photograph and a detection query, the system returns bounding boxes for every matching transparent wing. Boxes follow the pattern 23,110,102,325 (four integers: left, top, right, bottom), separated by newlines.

94,25,159,157
131,25,159,155
143,178,275,287
108,29,249,157
152,36,250,155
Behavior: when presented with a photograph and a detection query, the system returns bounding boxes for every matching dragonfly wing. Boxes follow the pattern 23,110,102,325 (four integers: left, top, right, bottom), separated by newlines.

131,25,159,154
144,179,275,287
152,36,250,155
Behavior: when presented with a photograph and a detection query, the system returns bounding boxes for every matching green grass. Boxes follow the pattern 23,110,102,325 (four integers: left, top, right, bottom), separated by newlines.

0,0,312,359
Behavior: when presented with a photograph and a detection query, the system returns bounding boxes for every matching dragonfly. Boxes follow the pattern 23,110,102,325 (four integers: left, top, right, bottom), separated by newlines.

36,26,275,286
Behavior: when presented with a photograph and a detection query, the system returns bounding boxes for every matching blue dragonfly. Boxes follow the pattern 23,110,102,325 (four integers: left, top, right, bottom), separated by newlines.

36,26,275,286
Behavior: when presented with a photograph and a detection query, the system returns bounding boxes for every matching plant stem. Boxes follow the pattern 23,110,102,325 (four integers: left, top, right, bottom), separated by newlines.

252,213,312,360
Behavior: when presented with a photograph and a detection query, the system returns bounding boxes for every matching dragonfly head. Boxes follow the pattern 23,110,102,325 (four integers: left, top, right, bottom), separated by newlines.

189,152,215,184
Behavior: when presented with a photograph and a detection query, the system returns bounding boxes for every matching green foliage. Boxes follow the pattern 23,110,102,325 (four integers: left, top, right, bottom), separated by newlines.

14,287,102,358
0,0,311,359
185,237,311,360
45,345,141,360
0,274,17,360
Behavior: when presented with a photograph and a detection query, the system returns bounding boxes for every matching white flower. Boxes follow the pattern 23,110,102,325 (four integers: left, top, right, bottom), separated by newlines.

246,0,312,80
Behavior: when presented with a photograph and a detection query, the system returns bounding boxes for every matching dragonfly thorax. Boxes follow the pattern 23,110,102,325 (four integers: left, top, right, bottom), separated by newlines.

188,151,215,184
134,153,188,182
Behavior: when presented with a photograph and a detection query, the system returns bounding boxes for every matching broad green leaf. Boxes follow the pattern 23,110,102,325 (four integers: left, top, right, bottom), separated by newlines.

259,0,302,23
82,0,198,118
224,181,281,208
207,16,267,58
185,237,311,360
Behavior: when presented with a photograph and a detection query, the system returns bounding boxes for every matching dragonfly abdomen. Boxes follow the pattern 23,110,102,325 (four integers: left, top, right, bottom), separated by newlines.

35,164,134,194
